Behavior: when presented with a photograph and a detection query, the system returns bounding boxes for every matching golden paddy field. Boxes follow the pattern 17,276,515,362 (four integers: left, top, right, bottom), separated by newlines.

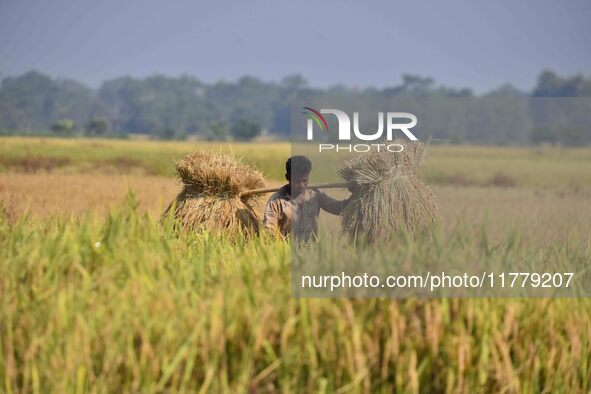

1,137,591,392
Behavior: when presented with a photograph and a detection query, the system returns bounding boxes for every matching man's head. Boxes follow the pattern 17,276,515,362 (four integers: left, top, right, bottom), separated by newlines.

286,155,311,197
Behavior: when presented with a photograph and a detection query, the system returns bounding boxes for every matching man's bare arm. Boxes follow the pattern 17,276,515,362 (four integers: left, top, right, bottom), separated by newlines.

318,190,351,215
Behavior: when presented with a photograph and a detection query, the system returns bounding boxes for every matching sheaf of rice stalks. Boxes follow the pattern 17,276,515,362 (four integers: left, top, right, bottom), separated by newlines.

163,151,266,235
338,141,440,243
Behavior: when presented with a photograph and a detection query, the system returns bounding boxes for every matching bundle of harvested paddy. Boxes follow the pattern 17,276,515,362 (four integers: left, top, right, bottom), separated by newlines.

338,141,439,243
163,152,266,235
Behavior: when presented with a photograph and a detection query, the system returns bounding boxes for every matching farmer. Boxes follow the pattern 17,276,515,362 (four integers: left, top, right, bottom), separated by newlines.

263,155,353,241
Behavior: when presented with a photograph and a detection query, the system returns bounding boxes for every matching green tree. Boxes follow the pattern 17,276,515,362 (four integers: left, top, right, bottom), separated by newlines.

50,119,76,136
154,127,176,140
84,118,109,136
98,75,209,135
533,70,591,97
207,122,228,141
231,119,261,141
530,126,558,144
561,127,588,146
0,71,101,131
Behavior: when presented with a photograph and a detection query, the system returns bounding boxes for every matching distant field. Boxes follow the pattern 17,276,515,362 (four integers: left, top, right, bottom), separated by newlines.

1,137,590,242
0,137,290,180
2,137,591,189
1,137,591,392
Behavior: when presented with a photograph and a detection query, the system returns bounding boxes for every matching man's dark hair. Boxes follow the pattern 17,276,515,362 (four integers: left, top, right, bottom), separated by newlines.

286,155,312,179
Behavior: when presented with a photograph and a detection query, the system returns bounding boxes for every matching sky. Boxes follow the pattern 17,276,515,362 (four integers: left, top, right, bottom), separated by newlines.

1,0,590,93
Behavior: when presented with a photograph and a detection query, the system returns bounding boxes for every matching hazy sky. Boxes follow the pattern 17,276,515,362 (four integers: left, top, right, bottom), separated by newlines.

1,0,590,92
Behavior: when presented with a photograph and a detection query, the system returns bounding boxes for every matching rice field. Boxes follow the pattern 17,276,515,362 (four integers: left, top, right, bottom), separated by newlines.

2,137,591,190
1,137,591,392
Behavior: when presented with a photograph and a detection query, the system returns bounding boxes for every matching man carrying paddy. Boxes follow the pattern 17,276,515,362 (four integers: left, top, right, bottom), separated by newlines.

263,155,352,242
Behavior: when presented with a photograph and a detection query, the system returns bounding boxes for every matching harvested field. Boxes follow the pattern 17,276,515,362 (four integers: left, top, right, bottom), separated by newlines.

2,175,590,244
0,173,178,218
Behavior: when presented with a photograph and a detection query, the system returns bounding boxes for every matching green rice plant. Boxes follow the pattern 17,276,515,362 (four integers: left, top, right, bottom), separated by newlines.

1,194,591,392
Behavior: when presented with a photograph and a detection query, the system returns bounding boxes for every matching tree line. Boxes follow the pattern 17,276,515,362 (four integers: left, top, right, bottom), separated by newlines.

0,70,590,144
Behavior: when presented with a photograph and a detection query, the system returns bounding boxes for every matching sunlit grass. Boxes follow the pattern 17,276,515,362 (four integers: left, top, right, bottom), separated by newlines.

1,195,591,392
2,137,591,190
0,137,291,180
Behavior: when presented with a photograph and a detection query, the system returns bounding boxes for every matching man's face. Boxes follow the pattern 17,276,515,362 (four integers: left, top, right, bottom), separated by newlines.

289,172,309,197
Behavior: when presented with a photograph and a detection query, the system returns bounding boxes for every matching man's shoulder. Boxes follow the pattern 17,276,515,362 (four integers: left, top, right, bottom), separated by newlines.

267,185,290,203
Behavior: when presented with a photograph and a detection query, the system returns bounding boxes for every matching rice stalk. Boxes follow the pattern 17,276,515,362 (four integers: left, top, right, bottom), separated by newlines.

163,152,266,235
338,141,440,243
